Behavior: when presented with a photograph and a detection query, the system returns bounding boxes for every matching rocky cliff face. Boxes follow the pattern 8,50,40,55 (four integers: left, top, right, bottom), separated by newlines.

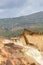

0,29,43,65
23,29,43,51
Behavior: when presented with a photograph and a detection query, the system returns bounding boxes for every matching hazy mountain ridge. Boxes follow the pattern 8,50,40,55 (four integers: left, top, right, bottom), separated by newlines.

0,11,43,30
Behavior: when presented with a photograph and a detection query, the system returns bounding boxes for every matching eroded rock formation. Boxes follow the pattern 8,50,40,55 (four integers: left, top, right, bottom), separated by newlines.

23,29,43,51
0,29,43,65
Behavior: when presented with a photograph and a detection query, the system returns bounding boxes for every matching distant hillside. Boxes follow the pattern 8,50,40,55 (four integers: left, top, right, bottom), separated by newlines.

0,11,43,37
0,11,43,30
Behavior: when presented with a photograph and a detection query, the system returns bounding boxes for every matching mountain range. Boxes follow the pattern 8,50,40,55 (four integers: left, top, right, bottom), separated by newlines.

0,11,43,30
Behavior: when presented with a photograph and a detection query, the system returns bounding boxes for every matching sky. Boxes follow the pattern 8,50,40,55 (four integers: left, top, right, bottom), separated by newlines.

0,0,43,18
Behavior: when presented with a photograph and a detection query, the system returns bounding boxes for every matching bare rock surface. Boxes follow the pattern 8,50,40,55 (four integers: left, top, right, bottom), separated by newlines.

0,29,43,65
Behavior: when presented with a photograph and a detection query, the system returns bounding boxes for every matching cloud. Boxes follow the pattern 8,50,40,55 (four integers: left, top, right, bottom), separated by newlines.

0,0,26,9
0,0,43,18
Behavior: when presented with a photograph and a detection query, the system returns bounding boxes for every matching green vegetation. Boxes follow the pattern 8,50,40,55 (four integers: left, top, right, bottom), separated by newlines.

28,26,43,34
0,27,43,38
0,29,23,37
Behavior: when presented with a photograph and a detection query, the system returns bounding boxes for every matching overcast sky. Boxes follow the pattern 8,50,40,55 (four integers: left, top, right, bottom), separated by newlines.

0,0,43,18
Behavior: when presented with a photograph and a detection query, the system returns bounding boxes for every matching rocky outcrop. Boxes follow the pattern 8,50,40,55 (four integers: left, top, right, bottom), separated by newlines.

0,29,43,65
0,42,40,65
23,29,43,51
